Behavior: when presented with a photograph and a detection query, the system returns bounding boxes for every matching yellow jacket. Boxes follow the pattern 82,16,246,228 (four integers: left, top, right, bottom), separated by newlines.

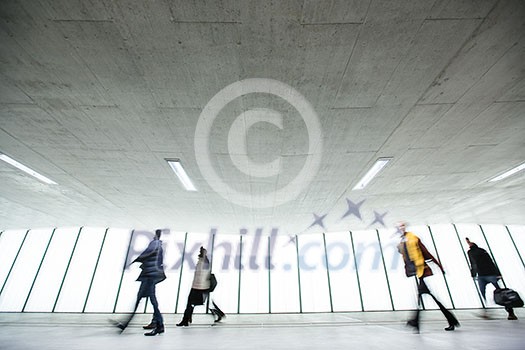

399,231,442,278
405,232,425,277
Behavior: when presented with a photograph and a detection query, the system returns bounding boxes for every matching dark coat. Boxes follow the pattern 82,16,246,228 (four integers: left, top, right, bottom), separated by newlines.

133,239,166,283
468,244,500,277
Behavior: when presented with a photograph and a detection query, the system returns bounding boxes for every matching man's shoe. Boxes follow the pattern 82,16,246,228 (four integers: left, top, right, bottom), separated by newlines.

143,322,157,329
144,325,164,336
445,321,459,331
508,314,518,320
176,321,189,327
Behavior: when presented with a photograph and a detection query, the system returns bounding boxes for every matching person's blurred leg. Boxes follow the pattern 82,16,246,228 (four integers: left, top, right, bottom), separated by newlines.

506,306,518,320
144,290,164,335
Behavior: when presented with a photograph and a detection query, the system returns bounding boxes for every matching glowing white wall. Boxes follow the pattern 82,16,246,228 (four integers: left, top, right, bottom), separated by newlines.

0,224,523,314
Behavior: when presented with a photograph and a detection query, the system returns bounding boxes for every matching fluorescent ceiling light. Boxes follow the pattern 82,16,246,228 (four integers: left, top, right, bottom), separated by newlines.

352,157,392,190
166,159,197,191
488,161,525,182
0,154,57,185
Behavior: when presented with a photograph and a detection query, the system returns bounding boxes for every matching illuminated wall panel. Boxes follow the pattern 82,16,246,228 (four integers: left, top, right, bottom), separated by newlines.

428,224,480,308
297,234,331,312
0,230,28,294
54,227,106,312
269,234,300,313
84,228,132,312
0,224,523,314
351,230,391,311
0,229,53,311
24,228,81,312
324,232,362,312
507,225,525,267
239,231,270,313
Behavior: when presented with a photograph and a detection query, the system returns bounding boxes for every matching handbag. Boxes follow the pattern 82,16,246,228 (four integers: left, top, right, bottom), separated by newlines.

494,288,524,308
208,273,218,292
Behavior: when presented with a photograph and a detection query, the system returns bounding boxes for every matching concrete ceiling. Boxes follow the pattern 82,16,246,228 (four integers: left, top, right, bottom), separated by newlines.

0,0,524,235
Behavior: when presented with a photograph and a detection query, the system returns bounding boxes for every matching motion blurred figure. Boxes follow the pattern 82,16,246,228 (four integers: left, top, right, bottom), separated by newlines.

397,222,459,332
113,229,166,336
466,237,517,320
177,246,225,326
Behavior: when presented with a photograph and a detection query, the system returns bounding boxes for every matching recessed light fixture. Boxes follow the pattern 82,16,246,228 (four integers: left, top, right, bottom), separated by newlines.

488,161,525,182
352,157,392,190
0,153,57,185
166,159,197,191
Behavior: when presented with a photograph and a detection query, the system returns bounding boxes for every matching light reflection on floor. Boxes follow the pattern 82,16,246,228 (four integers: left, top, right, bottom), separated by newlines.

0,309,523,350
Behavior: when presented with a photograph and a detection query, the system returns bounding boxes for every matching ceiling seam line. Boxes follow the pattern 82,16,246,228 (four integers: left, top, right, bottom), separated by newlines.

331,0,373,107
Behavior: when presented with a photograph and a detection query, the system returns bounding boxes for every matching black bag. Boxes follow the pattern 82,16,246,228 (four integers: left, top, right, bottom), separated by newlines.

494,288,524,308
405,260,416,277
208,273,217,292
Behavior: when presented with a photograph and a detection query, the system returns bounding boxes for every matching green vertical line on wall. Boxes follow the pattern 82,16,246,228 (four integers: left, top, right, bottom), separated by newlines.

113,230,135,313
268,236,272,314
478,225,506,288
206,232,216,313
209,232,216,271
452,224,485,307
237,235,243,314
83,228,109,313
174,232,188,314
506,226,525,269
0,230,29,297
53,227,83,312
322,233,334,312
478,225,496,261
376,230,395,311
349,231,364,312
22,228,57,312
295,235,302,313
427,226,455,309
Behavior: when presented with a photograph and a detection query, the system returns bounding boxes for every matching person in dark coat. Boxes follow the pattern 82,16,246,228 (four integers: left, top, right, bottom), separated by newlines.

176,246,225,326
113,229,167,335
466,238,517,320
397,221,460,332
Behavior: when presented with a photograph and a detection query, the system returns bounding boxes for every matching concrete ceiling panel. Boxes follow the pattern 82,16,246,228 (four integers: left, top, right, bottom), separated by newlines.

0,0,524,233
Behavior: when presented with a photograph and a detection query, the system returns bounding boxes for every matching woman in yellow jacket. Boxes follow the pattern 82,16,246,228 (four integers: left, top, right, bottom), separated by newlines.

397,222,460,332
